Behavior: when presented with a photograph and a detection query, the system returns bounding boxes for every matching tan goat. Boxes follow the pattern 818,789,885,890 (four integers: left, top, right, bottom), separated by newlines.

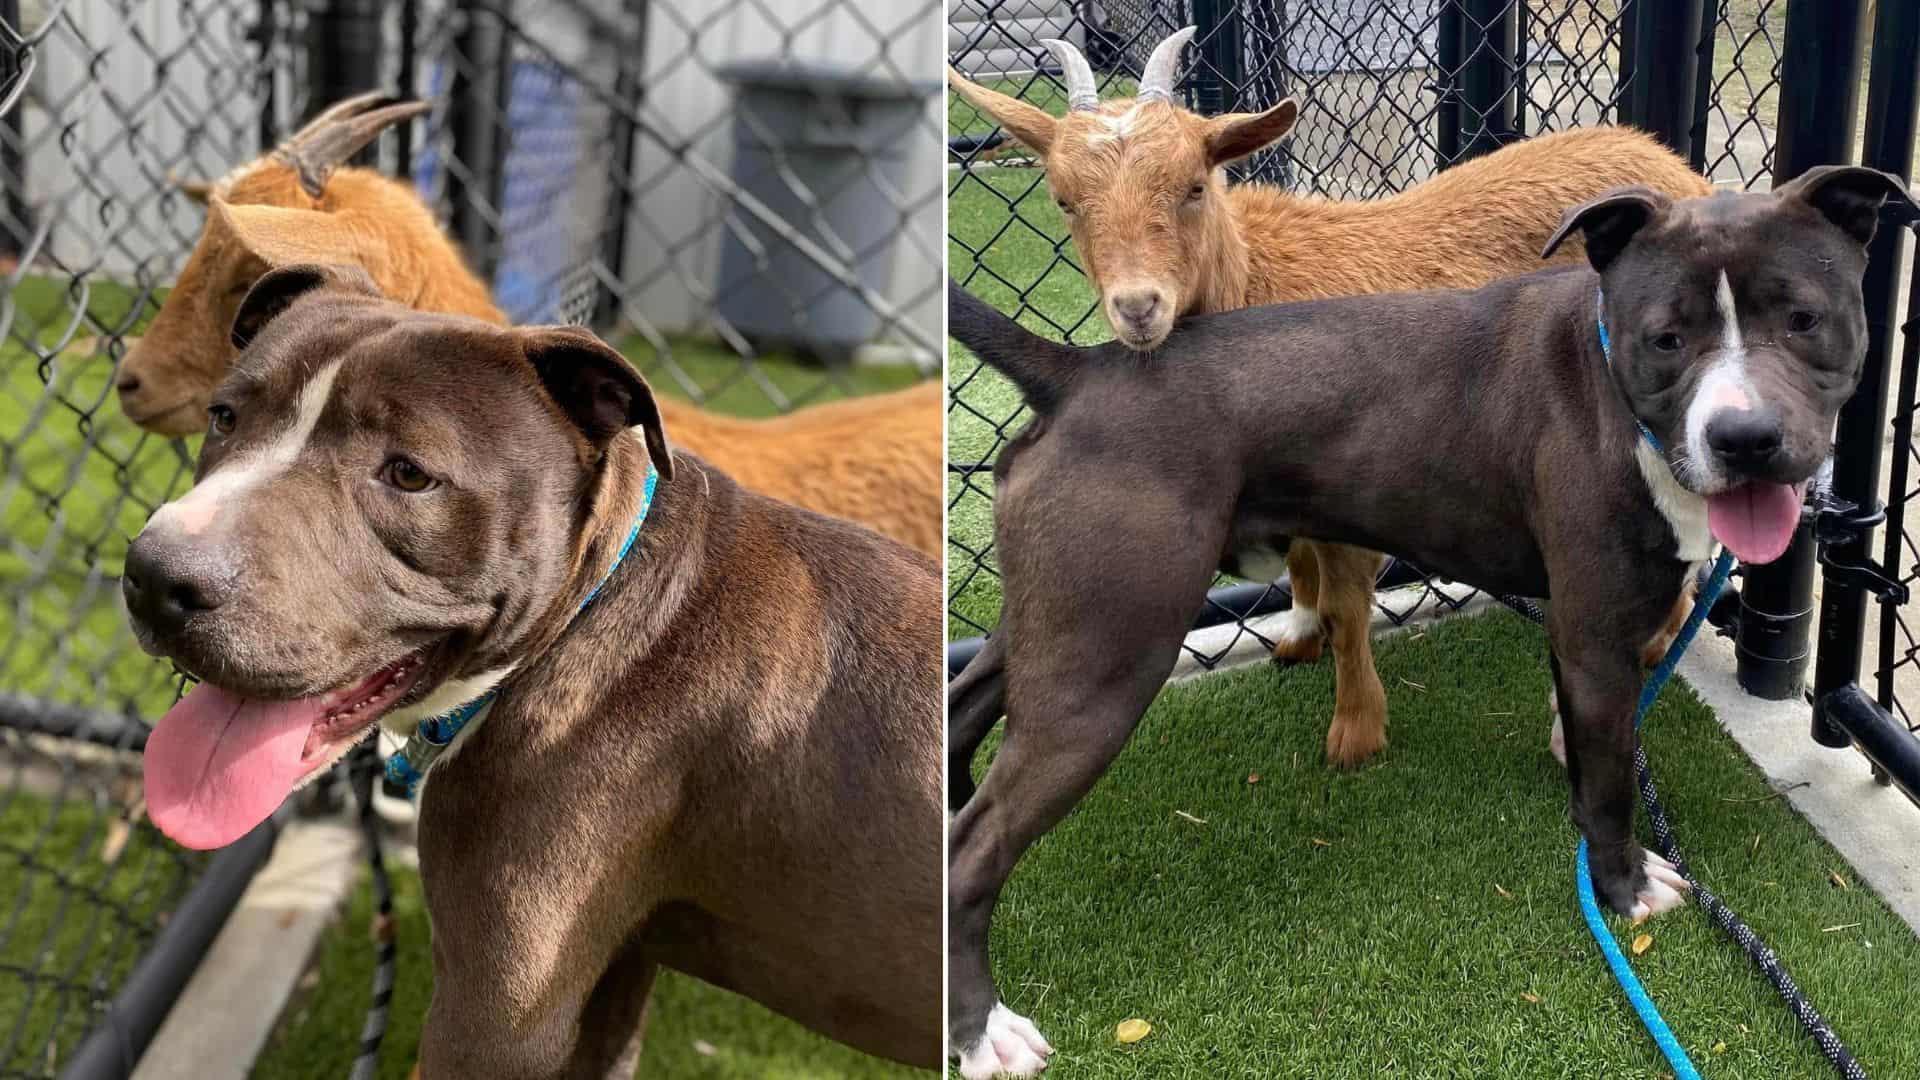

116,93,942,557
952,28,1714,767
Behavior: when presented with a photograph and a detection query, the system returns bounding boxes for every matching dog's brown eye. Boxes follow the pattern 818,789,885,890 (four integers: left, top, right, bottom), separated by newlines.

1650,332,1684,353
381,457,436,493
207,403,236,435
1788,310,1821,333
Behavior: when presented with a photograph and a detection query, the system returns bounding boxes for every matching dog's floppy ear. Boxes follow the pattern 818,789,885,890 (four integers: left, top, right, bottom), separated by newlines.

519,325,674,478
1777,164,1917,247
231,263,380,350
1205,98,1298,167
1541,186,1668,272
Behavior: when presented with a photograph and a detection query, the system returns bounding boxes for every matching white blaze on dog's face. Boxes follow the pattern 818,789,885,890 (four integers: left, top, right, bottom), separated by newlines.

121,263,671,850
1542,166,1914,565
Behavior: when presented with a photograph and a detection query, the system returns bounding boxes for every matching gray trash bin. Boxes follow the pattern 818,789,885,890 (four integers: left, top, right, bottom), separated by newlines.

713,60,935,365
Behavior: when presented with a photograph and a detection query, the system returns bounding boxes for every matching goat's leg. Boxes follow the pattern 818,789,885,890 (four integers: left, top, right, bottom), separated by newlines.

1320,543,1391,768
1271,540,1327,663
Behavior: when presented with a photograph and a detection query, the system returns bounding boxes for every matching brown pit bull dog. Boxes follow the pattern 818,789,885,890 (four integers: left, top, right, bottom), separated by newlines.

120,264,941,1076
944,166,1912,1076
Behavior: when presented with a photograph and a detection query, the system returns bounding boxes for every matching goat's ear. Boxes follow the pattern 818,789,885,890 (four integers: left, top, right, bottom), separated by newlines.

231,264,381,350
1776,164,1917,247
948,67,1058,156
169,174,215,205
214,200,376,272
1541,186,1668,272
519,326,674,478
1204,98,1297,167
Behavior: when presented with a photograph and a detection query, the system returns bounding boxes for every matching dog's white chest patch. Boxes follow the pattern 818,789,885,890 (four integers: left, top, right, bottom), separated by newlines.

1635,441,1714,563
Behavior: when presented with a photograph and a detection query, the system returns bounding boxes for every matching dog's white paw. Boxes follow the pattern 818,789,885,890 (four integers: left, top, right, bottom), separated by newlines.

1273,604,1323,644
1629,849,1691,923
1547,691,1566,766
956,1003,1052,1079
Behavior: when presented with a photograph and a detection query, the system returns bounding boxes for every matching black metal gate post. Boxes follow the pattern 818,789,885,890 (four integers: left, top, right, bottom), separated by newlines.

307,0,386,118
1808,0,1920,804
1687,2,1721,173
1736,0,1871,700
595,0,649,328
446,0,512,279
1435,1,1462,165
1454,0,1516,163
1625,0,1708,162
0,0,29,260
1190,0,1246,115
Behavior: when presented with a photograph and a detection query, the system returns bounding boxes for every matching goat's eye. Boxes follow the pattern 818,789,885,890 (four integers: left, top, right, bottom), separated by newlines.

1788,310,1822,333
207,403,236,435
1649,332,1684,353
380,456,437,493
1187,183,1206,202
1054,197,1076,217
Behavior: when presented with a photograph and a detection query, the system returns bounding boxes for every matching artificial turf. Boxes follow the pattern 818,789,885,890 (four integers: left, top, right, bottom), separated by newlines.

966,609,1920,1078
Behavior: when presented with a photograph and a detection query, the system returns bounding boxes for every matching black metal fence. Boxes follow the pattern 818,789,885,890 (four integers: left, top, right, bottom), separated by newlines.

0,0,939,1074
946,0,1920,801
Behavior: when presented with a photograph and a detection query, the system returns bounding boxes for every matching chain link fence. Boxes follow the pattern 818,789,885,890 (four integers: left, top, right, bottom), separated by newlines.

946,0,1786,670
1,0,940,1072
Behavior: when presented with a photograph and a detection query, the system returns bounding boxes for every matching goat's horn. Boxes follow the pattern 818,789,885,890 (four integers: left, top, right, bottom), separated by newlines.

283,90,401,147
1039,38,1100,112
1137,25,1198,104
276,96,430,200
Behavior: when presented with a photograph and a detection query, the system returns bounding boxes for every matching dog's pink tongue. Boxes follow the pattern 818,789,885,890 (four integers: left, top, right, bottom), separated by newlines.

143,684,320,850
1706,482,1803,565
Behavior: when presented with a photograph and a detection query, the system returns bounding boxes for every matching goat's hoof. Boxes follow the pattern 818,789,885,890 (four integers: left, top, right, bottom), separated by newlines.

1325,715,1387,768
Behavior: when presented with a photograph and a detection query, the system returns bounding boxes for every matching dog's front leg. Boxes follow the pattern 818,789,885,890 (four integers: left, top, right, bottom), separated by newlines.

1546,641,1690,921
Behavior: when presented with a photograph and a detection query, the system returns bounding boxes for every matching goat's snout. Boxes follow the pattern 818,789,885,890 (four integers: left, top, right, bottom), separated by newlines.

123,529,237,639
1705,407,1785,476
1107,286,1170,347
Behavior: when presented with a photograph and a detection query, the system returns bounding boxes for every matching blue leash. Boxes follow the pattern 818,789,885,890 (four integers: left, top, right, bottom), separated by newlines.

1573,550,1734,1080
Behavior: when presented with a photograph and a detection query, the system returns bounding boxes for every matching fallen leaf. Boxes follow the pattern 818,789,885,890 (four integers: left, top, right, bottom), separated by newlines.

1493,883,1514,900
1173,810,1208,826
1116,1018,1151,1044
693,1040,717,1057
1311,837,1332,848
1520,992,1541,1004
1247,773,1261,785
1712,1041,1728,1055
1829,870,1851,891
1630,933,1653,956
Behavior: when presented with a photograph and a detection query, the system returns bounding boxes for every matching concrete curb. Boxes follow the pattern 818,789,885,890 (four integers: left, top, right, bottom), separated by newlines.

131,821,362,1080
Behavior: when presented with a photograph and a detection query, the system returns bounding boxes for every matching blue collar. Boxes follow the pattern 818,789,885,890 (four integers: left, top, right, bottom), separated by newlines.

1596,287,1665,453
384,461,660,797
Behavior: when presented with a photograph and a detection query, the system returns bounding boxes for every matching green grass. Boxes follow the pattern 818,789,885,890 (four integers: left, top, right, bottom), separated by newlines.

0,790,202,1075
969,610,1920,1078
253,864,925,1080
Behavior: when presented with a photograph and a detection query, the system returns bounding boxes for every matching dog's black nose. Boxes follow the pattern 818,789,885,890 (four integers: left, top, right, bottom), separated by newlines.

1705,408,1784,473
123,532,234,635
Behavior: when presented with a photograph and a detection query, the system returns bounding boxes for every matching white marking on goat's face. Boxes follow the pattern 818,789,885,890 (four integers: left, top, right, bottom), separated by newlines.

143,357,344,539
1681,270,1757,493
1086,103,1146,146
